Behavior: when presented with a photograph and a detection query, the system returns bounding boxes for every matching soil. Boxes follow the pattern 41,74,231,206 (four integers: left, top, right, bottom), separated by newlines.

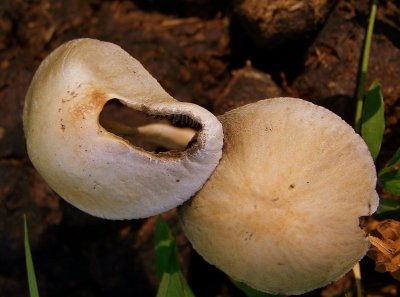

0,0,399,296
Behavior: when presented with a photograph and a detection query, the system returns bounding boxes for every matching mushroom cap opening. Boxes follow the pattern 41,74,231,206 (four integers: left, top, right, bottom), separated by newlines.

23,38,223,219
179,97,378,294
99,98,199,153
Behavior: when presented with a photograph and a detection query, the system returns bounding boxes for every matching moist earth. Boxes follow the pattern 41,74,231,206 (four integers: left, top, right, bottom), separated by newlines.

0,0,399,296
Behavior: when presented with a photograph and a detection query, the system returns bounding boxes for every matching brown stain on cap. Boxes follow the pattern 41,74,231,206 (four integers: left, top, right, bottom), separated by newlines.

71,89,108,121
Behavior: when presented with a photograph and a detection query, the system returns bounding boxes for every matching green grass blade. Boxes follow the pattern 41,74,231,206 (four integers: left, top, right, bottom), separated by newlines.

379,169,400,195
24,215,40,297
354,0,378,132
232,280,283,297
155,216,195,297
380,147,400,175
157,272,179,297
156,271,195,297
155,216,180,277
375,198,400,219
376,198,400,215
361,81,385,160
386,147,400,168
378,147,400,194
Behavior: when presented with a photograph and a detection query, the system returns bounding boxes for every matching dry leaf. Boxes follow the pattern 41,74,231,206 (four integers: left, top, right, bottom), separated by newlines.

367,219,400,280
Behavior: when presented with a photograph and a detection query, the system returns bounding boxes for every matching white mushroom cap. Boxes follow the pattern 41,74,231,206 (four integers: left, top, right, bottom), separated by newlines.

23,38,223,219
179,98,379,294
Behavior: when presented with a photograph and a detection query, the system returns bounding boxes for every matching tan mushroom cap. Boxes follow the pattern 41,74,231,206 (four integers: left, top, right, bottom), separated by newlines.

179,98,378,294
23,38,223,219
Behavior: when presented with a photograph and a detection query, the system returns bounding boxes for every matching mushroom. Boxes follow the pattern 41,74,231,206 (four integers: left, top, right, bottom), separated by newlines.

179,98,379,294
23,38,223,219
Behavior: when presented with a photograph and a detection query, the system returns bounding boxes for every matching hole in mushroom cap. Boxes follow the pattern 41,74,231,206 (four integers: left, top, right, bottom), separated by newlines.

99,99,199,153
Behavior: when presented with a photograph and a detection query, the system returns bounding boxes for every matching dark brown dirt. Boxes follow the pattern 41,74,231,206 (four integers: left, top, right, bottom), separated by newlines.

232,0,337,49
0,0,399,297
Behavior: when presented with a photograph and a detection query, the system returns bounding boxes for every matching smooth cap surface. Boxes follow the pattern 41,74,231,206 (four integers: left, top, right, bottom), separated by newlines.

23,38,223,219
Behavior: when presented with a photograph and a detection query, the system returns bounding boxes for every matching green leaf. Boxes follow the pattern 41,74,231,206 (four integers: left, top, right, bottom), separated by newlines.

155,216,195,297
24,215,40,297
379,147,400,176
386,147,400,168
156,271,195,297
155,216,180,277
232,280,283,297
375,198,400,219
379,169,400,195
378,147,400,195
361,81,385,160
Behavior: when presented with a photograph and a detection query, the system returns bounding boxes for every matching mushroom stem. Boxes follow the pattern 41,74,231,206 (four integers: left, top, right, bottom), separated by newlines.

352,263,363,297
137,123,196,150
101,119,196,151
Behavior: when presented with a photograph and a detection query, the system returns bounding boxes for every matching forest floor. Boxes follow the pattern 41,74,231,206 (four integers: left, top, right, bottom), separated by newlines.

0,0,399,296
